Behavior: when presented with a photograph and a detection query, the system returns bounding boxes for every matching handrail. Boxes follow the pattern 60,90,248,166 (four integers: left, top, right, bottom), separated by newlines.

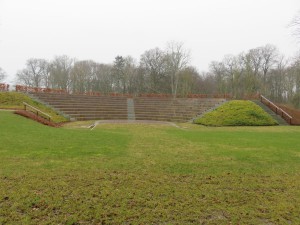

260,95,292,124
23,102,52,121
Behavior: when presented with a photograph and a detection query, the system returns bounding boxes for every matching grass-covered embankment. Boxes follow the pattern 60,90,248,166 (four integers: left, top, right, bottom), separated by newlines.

0,92,67,122
1,111,300,224
194,100,278,126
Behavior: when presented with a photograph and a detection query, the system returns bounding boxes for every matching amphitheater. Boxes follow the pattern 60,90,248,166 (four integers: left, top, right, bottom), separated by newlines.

29,92,227,122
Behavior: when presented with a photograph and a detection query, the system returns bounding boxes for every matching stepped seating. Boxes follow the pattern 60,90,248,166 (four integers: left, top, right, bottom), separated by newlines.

30,92,128,121
134,97,223,122
29,92,226,122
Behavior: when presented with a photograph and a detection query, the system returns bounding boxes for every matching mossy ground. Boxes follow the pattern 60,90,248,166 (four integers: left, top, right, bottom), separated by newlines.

194,100,278,126
0,92,67,122
1,111,300,224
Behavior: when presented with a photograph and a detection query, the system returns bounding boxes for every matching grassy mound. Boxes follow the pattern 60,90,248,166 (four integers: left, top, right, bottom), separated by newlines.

194,100,278,126
0,92,68,123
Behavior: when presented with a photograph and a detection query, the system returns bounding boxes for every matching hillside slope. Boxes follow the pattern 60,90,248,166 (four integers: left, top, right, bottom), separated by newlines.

0,92,68,123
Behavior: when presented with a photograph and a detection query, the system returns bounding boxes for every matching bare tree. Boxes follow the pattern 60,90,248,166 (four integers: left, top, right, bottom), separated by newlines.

177,66,202,96
0,67,6,81
41,61,51,88
140,48,169,93
223,55,235,95
268,55,289,102
249,47,263,76
209,61,226,94
260,44,279,94
165,42,190,97
49,55,74,91
112,56,138,94
208,45,279,98
290,10,300,41
123,56,138,94
91,63,114,93
290,56,300,108
71,60,95,93
16,58,49,87
199,72,217,94
244,48,263,93
16,69,33,86
221,54,246,98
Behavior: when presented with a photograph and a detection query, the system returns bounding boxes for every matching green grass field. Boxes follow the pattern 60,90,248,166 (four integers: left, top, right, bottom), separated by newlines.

1,111,300,224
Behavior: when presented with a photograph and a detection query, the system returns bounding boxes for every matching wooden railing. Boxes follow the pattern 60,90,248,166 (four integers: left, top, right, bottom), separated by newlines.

23,102,51,121
260,95,292,125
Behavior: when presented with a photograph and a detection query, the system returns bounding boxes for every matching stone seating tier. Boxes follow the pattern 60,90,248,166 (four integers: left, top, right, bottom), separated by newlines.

29,92,226,122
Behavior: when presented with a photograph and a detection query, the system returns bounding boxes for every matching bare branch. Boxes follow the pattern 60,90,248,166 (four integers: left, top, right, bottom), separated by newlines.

289,10,300,41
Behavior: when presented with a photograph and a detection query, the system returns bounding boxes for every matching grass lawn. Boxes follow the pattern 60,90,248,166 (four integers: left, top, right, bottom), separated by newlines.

1,111,300,224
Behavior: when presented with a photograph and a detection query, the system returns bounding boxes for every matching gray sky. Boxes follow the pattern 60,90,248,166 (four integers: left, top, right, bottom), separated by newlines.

1,0,300,83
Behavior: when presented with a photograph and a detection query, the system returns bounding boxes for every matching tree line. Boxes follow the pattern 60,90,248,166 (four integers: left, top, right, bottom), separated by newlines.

15,42,208,97
208,44,300,107
2,41,300,107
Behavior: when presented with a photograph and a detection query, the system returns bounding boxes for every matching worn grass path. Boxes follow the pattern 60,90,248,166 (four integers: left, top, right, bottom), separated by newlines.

1,111,300,224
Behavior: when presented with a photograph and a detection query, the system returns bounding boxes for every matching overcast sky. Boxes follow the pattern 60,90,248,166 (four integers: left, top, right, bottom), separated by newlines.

1,0,300,83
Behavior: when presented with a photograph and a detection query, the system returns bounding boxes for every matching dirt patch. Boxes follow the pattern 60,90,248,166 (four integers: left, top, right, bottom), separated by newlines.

92,120,185,130
14,110,64,128
277,104,300,125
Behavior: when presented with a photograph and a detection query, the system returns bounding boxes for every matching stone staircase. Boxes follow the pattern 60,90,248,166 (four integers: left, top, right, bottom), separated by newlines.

127,98,135,120
29,92,226,122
